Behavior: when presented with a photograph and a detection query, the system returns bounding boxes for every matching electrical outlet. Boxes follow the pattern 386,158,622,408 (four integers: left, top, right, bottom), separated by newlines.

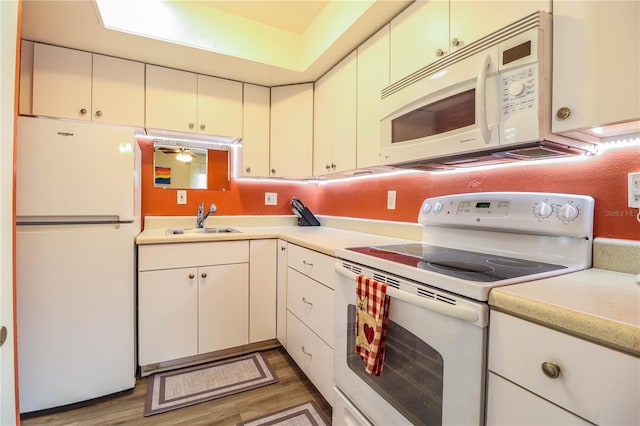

629,172,640,208
265,192,278,206
387,190,396,210
177,190,187,205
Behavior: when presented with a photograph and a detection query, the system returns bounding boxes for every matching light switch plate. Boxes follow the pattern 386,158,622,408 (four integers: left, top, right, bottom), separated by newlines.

265,192,277,206
387,190,396,210
177,190,187,205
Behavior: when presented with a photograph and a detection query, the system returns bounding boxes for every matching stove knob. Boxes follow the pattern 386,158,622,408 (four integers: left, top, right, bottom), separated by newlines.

422,202,433,215
433,201,443,214
533,201,553,219
557,203,579,221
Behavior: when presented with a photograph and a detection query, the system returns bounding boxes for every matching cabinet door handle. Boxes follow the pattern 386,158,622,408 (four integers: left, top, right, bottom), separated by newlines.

541,361,561,379
435,48,446,57
188,273,195,279
301,346,312,357
188,123,195,129
245,167,251,173
302,260,313,267
200,124,206,130
271,168,276,175
302,297,313,306
0,326,7,347
80,108,87,115
201,272,207,278
451,37,462,47
280,246,287,252
95,110,103,117
556,107,571,120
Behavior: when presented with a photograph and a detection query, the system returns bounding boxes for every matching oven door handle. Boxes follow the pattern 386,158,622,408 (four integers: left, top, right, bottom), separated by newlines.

336,263,479,323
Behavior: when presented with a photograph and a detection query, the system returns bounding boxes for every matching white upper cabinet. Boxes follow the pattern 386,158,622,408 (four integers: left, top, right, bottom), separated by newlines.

270,84,314,178
552,1,640,137
390,0,550,83
313,51,357,176
31,43,145,126
357,26,389,169
449,1,550,51
241,84,271,177
390,0,449,84
197,73,243,137
145,64,242,137
145,65,198,133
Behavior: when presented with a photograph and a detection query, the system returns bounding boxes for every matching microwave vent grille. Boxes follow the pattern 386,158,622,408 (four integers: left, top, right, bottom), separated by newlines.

382,11,546,99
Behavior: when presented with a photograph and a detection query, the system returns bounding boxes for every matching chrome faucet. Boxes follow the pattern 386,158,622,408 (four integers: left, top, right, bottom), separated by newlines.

196,202,217,228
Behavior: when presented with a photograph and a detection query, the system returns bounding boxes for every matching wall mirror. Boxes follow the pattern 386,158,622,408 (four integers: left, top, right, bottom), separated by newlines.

152,139,232,191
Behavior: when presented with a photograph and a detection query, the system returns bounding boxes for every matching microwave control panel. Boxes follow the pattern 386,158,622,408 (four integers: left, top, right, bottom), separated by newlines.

500,64,537,120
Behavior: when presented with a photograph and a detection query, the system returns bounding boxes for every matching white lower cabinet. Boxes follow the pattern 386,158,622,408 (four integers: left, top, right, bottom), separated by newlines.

276,240,288,347
198,263,249,354
285,244,334,405
138,241,249,367
487,310,640,425
487,372,588,425
286,312,334,404
249,239,277,343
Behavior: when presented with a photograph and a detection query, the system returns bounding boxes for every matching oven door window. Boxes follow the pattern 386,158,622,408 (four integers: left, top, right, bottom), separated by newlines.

391,89,475,143
347,304,443,425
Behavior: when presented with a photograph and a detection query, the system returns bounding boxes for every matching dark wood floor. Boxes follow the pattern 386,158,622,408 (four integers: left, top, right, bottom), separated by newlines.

20,347,332,425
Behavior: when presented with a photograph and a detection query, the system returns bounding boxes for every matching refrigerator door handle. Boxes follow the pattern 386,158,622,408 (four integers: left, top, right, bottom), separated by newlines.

16,216,133,226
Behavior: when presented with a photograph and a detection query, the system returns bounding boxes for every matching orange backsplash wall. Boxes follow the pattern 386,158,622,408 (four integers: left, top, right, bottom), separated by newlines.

317,144,640,241
140,138,639,241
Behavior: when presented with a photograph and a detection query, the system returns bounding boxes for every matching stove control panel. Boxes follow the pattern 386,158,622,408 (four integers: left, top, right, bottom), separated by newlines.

418,192,594,238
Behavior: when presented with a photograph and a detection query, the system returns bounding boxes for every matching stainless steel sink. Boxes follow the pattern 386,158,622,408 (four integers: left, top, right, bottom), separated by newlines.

165,227,240,235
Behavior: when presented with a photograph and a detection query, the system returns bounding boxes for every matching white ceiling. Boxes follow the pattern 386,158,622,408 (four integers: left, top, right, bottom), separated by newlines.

20,0,413,87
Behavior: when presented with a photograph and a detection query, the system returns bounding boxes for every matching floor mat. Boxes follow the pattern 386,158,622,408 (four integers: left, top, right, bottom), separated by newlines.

237,401,330,426
144,352,279,416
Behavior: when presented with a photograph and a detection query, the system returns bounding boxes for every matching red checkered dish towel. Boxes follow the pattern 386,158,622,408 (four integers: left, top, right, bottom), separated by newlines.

355,274,391,376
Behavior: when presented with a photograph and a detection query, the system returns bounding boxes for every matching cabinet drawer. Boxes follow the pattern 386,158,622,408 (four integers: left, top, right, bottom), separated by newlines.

287,244,334,289
287,268,334,347
138,241,249,271
286,311,334,406
487,372,589,425
489,311,640,425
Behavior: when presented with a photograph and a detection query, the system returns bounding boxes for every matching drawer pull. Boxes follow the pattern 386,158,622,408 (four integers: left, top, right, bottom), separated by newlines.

188,273,195,279
541,361,561,379
301,346,312,357
302,260,314,267
201,272,207,278
302,297,313,306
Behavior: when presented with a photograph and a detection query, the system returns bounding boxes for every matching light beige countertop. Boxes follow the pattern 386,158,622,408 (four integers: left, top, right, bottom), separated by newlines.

136,215,420,256
489,269,640,356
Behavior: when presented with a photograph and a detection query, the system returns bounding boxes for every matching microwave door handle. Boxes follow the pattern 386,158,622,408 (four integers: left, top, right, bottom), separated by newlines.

476,55,492,144
335,262,479,324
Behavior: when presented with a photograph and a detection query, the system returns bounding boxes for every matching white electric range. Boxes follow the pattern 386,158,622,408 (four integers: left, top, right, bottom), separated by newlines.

333,192,595,425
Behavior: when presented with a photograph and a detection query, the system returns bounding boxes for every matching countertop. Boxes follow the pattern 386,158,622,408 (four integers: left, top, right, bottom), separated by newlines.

489,269,640,356
138,216,640,356
136,222,417,256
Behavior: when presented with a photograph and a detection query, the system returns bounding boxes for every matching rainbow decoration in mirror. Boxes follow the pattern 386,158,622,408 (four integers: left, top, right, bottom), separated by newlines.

154,166,171,185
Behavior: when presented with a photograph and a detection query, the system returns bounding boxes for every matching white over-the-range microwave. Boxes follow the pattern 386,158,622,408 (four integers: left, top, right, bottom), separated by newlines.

379,11,595,170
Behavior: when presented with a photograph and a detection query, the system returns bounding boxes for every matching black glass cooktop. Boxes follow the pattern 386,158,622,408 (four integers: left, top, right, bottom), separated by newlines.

347,244,566,282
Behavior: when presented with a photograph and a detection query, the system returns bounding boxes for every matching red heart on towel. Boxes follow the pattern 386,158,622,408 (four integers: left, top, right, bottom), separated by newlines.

364,324,375,344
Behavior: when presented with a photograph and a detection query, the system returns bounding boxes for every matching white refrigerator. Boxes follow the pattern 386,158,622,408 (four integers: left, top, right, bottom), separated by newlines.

15,116,140,413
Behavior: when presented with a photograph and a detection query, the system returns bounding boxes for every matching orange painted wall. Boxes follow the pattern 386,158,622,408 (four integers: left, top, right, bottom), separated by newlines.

140,138,640,241
317,145,640,241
